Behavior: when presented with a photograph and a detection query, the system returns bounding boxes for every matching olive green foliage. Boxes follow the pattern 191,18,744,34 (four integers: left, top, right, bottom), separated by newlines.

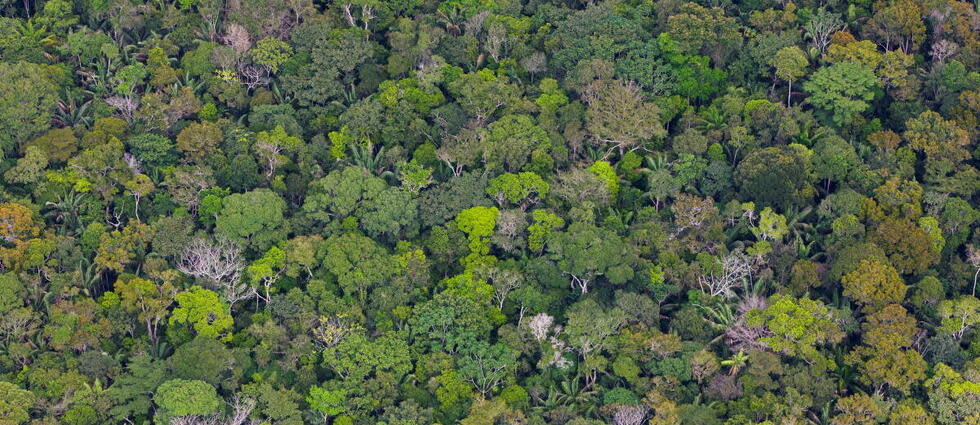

0,1,976,425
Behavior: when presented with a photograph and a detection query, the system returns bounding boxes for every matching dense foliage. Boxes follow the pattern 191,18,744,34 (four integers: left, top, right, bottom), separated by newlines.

0,0,978,424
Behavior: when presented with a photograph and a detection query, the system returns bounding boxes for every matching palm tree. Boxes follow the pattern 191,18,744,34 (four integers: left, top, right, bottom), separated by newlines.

53,90,93,128
793,121,827,147
720,350,749,375
349,143,396,182
44,190,87,236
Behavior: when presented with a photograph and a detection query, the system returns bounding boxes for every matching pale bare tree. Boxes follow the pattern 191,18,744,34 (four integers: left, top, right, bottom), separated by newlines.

967,244,980,296
930,39,959,66
171,416,221,425
177,238,252,306
613,405,649,425
170,396,259,425
464,10,489,36
253,134,284,179
552,167,611,206
484,22,507,63
238,63,271,91
547,333,573,370
225,396,258,425
106,95,140,123
698,250,752,298
520,51,547,77
526,313,554,341
222,23,252,53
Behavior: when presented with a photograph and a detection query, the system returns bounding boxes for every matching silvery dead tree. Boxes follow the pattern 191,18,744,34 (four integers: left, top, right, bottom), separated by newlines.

526,313,554,342
106,95,139,122
930,40,959,65
222,23,252,53
967,244,980,296
238,63,271,91
484,22,507,63
698,250,752,298
169,396,259,425
612,405,649,425
178,238,252,306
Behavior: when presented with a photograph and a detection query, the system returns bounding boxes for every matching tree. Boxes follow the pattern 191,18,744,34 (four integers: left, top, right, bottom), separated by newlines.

447,69,522,124
245,246,285,303
846,304,926,394
888,401,936,425
23,127,77,163
455,206,500,262
869,218,940,275
178,238,248,305
803,62,879,126
303,166,419,240
486,172,549,207
250,37,293,72
460,398,512,425
0,273,24,315
252,125,302,179
830,394,884,425
564,299,626,386
153,379,221,425
735,145,813,210
583,79,666,155
480,114,550,173
166,336,238,389
770,46,808,105
321,232,395,303
745,294,845,366
215,189,287,252
44,298,113,352
697,250,752,298
903,111,971,167
169,286,234,341
458,340,517,396
410,292,493,354
0,203,40,244
812,135,860,189
564,298,625,360
925,364,980,425
318,332,413,419
804,8,844,53
107,354,167,422
937,296,980,341
842,260,907,312
176,121,224,163
4,146,47,185
547,221,635,294
0,381,35,425
126,134,176,168
307,386,348,422
95,223,153,272
666,2,741,65
527,210,564,253
862,0,925,53
114,277,177,345
0,61,61,155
